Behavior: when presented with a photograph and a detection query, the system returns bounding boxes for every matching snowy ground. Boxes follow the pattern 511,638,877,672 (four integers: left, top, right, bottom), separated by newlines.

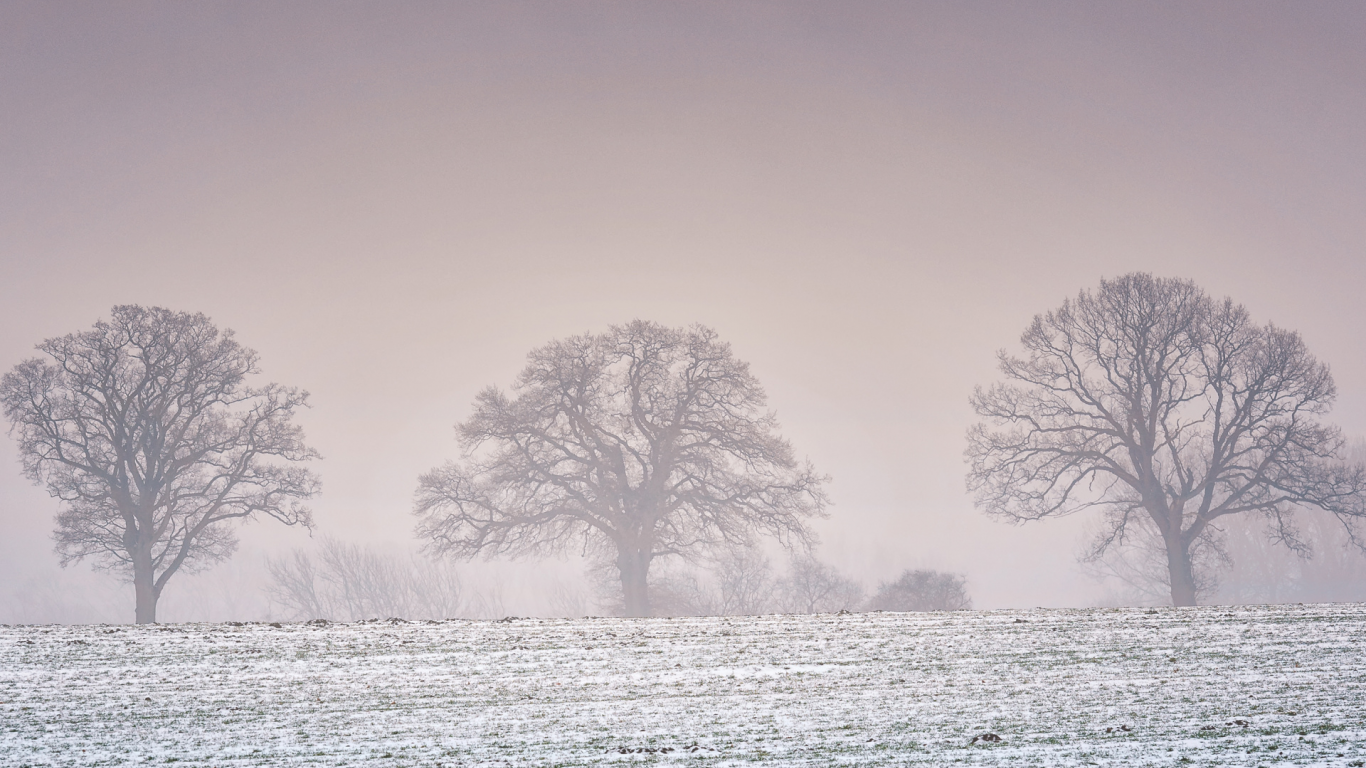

2,604,1364,767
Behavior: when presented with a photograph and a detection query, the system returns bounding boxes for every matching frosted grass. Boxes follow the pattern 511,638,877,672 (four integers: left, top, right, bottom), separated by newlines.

2,604,1364,766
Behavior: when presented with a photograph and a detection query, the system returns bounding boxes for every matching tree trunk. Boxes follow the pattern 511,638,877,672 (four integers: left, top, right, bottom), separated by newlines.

617,548,653,618
1165,536,1198,607
133,549,158,624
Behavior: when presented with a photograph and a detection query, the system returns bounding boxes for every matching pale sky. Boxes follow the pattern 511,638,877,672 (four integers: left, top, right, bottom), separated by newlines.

3,2,1365,616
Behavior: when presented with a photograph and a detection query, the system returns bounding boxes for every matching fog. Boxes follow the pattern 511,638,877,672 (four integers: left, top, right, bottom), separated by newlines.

3,2,1366,622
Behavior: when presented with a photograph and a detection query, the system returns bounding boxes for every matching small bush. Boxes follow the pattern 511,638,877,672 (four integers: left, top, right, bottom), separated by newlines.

865,570,971,612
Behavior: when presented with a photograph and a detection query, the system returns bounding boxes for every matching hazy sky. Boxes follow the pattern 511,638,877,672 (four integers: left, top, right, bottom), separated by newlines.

3,2,1365,615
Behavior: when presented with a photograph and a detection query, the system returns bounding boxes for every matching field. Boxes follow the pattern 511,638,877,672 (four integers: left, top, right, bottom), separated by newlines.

2,604,1364,767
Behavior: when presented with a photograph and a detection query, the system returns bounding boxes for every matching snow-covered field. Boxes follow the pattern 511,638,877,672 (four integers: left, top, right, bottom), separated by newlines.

3,604,1364,767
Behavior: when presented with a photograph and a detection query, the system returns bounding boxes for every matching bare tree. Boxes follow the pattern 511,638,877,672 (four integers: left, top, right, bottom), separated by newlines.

866,569,972,612
265,549,332,620
414,321,826,617
967,274,1366,606
1087,439,1366,606
712,547,777,616
640,567,718,617
614,547,777,617
0,306,318,623
1080,515,1229,605
1089,506,1366,607
544,580,591,618
776,555,864,614
1291,520,1366,602
266,537,467,621
1208,505,1366,605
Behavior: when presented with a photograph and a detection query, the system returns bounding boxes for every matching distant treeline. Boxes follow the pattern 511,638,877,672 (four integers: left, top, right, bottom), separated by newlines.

264,539,972,621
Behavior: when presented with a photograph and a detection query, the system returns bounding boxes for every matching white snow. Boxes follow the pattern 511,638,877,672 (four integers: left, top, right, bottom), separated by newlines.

2,603,1364,766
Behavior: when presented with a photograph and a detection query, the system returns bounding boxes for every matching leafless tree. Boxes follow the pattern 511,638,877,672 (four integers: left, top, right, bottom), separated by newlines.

1081,515,1229,605
265,537,468,621
265,549,332,619
1288,519,1366,602
615,547,776,617
967,274,1366,606
1214,514,1312,605
712,546,777,616
544,580,591,618
1088,504,1366,606
597,547,863,617
776,554,865,614
1086,439,1366,606
640,567,718,617
0,306,318,623
414,321,827,617
865,569,972,612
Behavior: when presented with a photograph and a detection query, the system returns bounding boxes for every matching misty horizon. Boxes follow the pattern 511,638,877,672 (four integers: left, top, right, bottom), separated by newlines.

4,2,1366,623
